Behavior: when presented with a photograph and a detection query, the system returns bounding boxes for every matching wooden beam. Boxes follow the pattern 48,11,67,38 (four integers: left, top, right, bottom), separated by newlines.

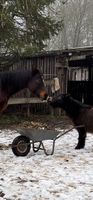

69,55,86,61
8,98,47,105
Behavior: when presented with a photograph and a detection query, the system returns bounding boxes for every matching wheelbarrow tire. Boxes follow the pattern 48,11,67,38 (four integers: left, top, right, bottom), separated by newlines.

12,135,31,156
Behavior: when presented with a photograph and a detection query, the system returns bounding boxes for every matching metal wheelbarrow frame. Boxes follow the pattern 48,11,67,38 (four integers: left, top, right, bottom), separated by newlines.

11,127,74,157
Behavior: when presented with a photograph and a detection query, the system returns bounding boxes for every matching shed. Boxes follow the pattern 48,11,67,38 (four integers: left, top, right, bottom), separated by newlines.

1,46,93,115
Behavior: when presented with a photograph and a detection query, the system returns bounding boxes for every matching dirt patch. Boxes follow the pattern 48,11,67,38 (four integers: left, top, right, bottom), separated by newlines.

0,114,72,130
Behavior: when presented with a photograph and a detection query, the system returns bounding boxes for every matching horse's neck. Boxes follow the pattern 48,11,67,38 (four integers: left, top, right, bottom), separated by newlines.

63,97,82,119
4,71,31,96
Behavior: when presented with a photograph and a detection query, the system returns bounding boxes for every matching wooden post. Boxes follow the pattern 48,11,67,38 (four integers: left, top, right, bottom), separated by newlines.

55,56,69,116
26,89,30,117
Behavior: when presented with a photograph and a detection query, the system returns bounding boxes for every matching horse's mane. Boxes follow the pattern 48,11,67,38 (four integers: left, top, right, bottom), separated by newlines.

0,68,41,95
0,68,40,76
64,95,91,119
0,68,40,83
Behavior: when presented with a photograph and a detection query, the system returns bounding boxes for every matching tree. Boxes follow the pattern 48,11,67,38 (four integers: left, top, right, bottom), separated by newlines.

47,0,93,50
0,0,61,58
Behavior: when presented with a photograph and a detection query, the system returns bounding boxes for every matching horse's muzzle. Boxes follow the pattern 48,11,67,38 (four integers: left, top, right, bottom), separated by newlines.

39,90,48,100
47,96,53,102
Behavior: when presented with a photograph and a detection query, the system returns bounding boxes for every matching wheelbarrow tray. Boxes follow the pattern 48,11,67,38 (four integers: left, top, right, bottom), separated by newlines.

17,128,59,142
12,128,61,156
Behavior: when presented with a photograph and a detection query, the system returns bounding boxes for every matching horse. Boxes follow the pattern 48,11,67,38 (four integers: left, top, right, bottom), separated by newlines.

0,68,48,113
49,93,93,149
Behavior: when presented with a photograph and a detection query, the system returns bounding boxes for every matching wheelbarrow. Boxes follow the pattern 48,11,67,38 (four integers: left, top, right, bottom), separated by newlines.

11,127,74,156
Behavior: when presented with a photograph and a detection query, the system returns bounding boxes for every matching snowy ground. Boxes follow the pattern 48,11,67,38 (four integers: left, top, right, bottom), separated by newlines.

0,128,93,200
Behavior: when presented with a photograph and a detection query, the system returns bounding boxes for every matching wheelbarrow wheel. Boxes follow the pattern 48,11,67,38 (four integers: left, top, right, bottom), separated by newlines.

12,135,31,156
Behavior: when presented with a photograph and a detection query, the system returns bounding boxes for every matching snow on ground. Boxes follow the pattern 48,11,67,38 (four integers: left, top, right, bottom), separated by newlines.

0,128,93,200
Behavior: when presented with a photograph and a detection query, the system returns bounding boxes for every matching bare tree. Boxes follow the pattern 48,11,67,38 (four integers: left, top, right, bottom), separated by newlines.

47,0,93,50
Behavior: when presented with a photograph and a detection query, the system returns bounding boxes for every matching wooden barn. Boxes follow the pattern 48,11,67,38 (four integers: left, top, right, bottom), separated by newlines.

1,46,93,115
7,50,68,115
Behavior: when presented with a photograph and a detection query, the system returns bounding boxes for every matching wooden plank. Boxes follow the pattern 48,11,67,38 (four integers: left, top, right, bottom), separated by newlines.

69,55,86,61
8,98,47,105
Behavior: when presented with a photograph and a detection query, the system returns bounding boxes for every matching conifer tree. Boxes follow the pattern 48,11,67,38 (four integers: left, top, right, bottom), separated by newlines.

0,0,61,58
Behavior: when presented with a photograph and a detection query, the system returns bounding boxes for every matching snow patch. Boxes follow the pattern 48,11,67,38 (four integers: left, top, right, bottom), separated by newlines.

0,129,93,199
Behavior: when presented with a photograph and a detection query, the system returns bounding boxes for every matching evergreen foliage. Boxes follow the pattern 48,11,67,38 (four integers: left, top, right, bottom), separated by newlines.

0,0,62,58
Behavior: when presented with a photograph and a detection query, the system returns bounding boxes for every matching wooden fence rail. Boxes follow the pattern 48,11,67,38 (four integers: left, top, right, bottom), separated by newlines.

8,98,47,105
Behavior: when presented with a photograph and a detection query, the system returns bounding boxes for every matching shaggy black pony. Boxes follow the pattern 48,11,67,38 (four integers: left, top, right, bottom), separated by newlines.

0,69,48,112
49,93,93,149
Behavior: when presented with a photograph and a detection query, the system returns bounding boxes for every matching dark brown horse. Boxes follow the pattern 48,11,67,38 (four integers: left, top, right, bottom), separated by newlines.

49,94,93,149
0,69,48,112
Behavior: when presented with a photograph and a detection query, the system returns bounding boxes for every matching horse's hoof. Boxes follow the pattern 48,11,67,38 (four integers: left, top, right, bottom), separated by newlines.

75,146,80,149
75,145,84,149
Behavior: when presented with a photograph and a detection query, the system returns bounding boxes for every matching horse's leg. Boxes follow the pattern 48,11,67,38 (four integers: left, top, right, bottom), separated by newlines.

75,127,86,149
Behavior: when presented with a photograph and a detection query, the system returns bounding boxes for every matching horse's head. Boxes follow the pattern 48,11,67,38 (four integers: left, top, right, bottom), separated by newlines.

28,69,48,100
48,93,70,108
